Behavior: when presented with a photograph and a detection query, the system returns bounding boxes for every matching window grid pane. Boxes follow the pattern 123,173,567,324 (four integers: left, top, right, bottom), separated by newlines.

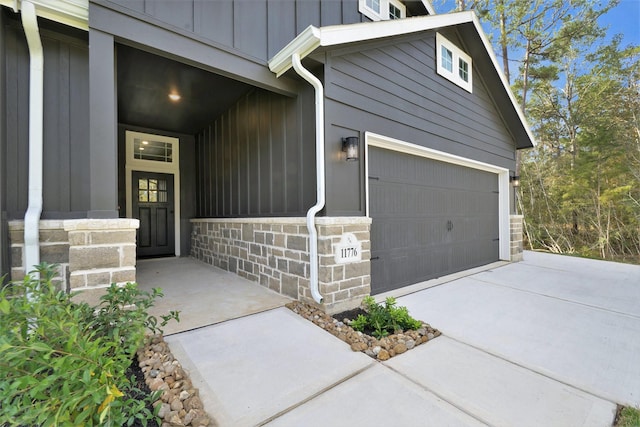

366,0,380,13
389,3,401,19
442,46,453,72
459,58,469,82
138,178,168,204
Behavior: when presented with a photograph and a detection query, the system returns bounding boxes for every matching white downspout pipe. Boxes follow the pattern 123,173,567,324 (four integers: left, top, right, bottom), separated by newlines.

291,53,324,304
20,1,44,279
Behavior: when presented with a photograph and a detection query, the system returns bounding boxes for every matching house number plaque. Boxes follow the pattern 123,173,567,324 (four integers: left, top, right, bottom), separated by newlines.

334,233,362,264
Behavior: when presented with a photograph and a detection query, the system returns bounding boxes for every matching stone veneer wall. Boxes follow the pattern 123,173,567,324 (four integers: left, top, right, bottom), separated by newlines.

8,219,139,296
510,215,524,262
190,217,371,314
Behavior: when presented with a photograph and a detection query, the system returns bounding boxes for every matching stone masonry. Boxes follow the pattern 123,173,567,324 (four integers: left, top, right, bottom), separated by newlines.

510,214,524,262
8,219,139,297
190,217,371,314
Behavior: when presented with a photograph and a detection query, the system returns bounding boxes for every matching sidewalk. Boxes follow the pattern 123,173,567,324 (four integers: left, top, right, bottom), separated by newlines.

162,252,640,426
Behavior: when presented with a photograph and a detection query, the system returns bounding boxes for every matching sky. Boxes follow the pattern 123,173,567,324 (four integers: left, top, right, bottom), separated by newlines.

434,0,640,49
599,0,640,47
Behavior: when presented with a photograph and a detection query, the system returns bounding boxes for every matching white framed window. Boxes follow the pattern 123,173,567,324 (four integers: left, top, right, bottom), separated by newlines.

436,33,473,93
359,0,406,21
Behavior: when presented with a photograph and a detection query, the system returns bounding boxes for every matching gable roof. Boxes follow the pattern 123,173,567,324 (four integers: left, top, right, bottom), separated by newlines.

269,11,535,149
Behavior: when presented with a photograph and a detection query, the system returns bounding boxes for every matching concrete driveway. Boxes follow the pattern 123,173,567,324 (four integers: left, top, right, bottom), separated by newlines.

163,252,640,426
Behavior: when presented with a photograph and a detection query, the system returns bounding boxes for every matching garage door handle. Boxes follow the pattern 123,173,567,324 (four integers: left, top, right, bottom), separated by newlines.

446,220,453,232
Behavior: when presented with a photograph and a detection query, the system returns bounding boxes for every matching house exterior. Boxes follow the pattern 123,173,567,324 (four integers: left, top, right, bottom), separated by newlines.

0,0,532,313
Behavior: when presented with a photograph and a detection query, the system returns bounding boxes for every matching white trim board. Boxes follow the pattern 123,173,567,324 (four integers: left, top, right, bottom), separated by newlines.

364,131,511,261
125,130,181,257
268,10,535,148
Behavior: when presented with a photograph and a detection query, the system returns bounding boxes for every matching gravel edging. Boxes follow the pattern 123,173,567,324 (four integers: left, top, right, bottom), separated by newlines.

137,335,214,427
286,301,441,360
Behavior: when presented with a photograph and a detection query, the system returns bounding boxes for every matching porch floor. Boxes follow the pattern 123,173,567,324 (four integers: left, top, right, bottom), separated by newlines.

136,257,291,335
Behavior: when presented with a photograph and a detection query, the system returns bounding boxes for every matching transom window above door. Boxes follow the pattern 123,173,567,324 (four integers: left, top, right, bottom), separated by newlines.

134,138,173,163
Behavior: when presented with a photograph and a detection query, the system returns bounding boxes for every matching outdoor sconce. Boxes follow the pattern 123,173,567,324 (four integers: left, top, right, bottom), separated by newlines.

510,175,521,188
342,137,360,161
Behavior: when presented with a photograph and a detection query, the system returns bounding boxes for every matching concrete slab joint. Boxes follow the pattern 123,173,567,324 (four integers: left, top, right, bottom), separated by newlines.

8,219,139,297
190,217,372,313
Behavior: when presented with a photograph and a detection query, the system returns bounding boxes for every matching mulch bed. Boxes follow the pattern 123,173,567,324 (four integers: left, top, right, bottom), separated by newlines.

286,301,441,360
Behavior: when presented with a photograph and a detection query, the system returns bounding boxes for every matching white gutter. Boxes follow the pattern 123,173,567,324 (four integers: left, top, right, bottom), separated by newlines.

0,0,88,30
291,53,324,304
20,0,44,278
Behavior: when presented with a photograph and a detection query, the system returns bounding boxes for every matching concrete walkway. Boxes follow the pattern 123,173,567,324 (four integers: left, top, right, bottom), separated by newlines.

160,252,640,426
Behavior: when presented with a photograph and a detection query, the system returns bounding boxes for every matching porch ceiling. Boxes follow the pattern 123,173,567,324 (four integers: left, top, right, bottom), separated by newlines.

117,44,253,135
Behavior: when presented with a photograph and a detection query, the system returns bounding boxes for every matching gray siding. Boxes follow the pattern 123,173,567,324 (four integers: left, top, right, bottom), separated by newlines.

2,16,90,220
194,87,316,217
97,0,366,62
323,31,517,215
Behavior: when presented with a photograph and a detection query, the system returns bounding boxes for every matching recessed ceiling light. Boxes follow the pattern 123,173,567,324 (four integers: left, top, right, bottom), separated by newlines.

142,140,149,145
139,147,145,151
169,93,181,101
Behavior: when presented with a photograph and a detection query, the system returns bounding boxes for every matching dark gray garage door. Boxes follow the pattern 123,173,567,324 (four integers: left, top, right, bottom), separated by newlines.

369,146,499,294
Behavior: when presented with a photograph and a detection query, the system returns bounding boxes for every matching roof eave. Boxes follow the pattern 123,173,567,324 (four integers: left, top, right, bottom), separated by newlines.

1,0,88,30
268,10,536,149
269,12,476,77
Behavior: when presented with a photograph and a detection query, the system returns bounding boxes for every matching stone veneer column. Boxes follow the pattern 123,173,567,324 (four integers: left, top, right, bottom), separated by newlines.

510,215,524,262
8,220,70,286
190,217,371,314
65,219,139,292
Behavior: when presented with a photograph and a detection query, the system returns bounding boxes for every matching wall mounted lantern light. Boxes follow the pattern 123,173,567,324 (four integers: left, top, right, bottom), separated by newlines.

342,136,359,161
510,175,520,188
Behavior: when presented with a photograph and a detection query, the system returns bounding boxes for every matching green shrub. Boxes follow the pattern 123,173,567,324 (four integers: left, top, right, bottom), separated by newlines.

616,406,640,427
0,263,179,427
350,296,422,339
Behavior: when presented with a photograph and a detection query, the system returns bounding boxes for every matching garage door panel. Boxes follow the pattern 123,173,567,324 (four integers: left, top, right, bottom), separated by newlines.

369,146,499,294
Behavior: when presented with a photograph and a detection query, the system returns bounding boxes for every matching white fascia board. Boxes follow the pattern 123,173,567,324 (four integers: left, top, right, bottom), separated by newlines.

269,12,474,77
319,11,474,47
422,0,437,15
1,0,88,30
468,13,536,147
268,10,536,148
269,26,322,77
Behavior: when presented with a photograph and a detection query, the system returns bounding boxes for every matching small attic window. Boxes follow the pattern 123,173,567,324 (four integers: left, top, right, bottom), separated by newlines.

360,0,406,21
436,33,473,93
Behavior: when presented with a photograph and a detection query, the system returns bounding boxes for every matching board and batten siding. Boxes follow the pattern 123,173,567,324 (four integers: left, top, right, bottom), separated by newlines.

102,0,366,62
194,87,316,218
323,30,517,216
2,17,90,220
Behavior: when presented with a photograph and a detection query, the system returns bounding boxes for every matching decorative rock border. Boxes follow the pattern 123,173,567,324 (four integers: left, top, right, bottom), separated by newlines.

137,336,213,427
286,301,441,360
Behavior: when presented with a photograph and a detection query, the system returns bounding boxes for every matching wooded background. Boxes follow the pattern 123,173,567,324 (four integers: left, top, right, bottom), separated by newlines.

440,0,639,263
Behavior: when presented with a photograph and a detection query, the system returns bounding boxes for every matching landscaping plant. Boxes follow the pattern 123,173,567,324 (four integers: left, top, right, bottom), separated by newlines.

616,406,640,427
0,263,179,427
350,296,422,339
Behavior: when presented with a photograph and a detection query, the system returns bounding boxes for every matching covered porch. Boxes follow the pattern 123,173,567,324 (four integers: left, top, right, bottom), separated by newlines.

136,257,291,335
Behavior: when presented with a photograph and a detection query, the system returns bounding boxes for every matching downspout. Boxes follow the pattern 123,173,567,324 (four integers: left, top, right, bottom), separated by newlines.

291,53,324,304
20,1,44,278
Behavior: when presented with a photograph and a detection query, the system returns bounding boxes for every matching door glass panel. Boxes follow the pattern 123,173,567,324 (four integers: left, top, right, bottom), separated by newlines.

137,177,167,204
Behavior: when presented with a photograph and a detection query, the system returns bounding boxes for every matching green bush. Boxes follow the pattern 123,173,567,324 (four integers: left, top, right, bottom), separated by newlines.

0,263,179,427
350,296,422,339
